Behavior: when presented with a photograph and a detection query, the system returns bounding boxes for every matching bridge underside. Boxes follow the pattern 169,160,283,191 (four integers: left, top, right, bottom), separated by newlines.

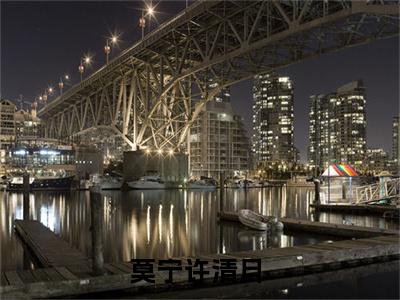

39,0,400,153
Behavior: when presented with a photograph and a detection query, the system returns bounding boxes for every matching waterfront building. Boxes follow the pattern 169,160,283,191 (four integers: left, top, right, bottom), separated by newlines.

189,87,249,179
393,116,399,173
0,98,43,149
14,106,43,144
0,99,17,175
252,72,295,170
0,99,17,150
308,80,367,172
364,148,389,175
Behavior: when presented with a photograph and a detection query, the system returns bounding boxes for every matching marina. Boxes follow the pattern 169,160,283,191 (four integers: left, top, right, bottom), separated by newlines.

1,206,399,298
1,0,399,298
1,186,399,298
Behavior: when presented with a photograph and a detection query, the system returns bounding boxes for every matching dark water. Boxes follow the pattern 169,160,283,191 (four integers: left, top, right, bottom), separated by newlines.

0,187,398,272
122,260,399,299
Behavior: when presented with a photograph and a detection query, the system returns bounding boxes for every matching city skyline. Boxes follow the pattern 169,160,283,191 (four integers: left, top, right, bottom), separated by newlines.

1,1,399,161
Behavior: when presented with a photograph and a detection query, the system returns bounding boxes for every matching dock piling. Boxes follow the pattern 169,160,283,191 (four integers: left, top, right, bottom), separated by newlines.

22,173,30,221
90,186,105,276
219,172,225,212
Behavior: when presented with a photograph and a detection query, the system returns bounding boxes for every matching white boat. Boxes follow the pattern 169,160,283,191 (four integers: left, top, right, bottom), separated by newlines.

238,209,271,231
238,209,283,231
127,175,166,190
101,176,123,190
225,179,244,188
187,177,217,189
242,179,263,188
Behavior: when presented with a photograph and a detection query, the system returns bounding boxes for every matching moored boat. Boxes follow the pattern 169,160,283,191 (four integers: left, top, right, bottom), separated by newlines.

225,178,244,188
127,175,166,189
238,209,271,231
7,175,75,191
242,179,263,188
187,176,217,189
238,209,283,231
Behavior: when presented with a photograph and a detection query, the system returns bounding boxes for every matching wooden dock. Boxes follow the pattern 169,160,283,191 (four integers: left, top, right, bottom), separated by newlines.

310,203,400,217
1,218,399,299
14,220,92,276
218,211,399,238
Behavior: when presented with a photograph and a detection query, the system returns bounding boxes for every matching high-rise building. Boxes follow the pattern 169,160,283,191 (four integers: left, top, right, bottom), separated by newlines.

393,116,399,172
308,80,367,171
252,72,295,168
189,87,249,179
365,148,389,175
0,98,17,150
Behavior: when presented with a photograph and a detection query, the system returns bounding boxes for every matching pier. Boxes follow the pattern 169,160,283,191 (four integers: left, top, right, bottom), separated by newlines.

14,220,92,276
310,203,400,217
218,211,399,238
1,217,399,299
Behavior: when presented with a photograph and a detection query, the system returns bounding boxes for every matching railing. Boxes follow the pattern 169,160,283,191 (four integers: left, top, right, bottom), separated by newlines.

355,178,400,205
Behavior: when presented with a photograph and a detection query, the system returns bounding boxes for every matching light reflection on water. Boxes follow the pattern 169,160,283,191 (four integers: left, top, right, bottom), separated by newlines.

0,187,398,272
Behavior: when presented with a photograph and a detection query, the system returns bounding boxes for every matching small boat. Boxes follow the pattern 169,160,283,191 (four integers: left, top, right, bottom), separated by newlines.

238,209,283,231
238,209,271,231
127,175,166,190
187,176,217,189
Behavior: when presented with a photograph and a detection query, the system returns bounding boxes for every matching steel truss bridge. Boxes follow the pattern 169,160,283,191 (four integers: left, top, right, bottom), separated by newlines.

38,0,400,152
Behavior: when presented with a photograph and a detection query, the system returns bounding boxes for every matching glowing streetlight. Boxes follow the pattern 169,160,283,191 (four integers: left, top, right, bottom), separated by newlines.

145,149,151,154
48,87,54,94
168,149,174,155
84,56,91,65
157,149,163,155
79,55,92,81
105,35,119,64
64,74,70,80
147,5,154,16
139,5,155,40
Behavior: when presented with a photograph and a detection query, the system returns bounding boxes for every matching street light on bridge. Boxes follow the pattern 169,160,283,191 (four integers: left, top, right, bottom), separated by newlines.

104,34,119,64
58,74,70,95
78,55,93,82
139,4,155,40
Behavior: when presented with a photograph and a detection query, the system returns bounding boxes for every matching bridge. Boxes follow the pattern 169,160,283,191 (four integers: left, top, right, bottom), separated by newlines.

38,0,400,152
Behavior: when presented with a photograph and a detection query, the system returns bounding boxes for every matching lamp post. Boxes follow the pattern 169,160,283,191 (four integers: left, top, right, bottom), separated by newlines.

59,74,70,95
104,35,118,64
58,78,64,95
139,5,154,40
79,55,91,82
42,93,48,104
139,10,146,40
78,60,84,82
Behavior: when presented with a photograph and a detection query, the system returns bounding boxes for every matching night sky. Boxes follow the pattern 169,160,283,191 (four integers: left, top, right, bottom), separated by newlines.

1,1,399,161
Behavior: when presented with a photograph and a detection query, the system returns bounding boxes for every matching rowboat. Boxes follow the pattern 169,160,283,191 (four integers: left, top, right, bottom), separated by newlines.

238,209,272,231
238,209,284,231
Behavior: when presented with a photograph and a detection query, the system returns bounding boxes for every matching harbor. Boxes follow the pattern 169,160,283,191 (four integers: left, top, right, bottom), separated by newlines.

1,0,400,298
1,186,399,298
